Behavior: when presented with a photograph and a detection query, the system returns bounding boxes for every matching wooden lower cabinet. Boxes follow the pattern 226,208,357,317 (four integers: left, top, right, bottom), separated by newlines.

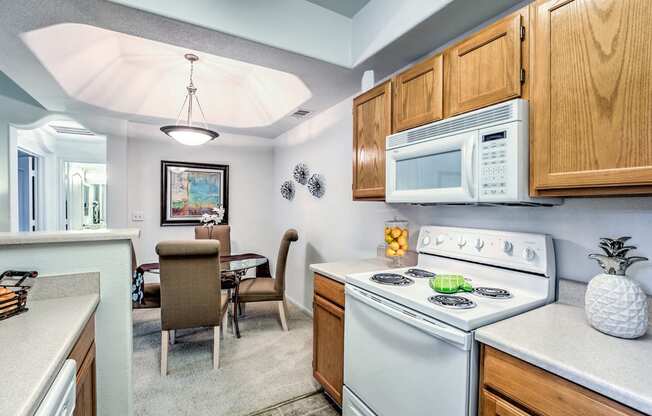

68,314,97,416
479,345,643,416
313,274,345,405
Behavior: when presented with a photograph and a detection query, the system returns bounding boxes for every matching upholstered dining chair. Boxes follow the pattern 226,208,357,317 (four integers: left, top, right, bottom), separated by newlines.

156,240,229,375
195,225,231,256
237,229,298,332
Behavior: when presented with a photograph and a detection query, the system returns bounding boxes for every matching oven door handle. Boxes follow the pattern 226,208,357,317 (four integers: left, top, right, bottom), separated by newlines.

346,286,471,351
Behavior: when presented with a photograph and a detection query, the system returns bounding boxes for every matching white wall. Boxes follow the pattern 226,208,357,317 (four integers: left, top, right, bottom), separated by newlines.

272,97,652,310
126,129,277,265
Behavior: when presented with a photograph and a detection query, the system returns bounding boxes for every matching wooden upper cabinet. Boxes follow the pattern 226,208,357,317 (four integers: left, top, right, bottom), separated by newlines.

530,0,652,196
392,54,444,132
444,10,526,117
352,80,392,200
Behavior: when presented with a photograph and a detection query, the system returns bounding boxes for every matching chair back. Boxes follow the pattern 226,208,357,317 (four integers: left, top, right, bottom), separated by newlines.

274,229,299,294
195,225,231,256
156,240,221,331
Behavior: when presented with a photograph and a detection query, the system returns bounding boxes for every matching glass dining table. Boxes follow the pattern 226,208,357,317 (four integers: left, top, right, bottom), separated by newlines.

133,254,269,338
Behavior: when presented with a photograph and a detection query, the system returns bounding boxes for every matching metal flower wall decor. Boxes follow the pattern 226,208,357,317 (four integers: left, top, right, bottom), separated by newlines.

281,162,326,200
307,174,325,198
293,163,310,185
280,180,295,200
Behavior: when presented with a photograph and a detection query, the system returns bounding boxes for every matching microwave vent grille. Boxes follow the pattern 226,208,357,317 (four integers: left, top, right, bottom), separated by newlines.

387,101,515,149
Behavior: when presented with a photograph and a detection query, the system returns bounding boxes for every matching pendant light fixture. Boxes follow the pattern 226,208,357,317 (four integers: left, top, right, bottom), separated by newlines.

160,53,219,146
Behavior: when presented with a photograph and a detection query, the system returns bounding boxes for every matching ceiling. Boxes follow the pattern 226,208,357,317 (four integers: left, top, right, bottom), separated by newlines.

22,23,312,129
305,0,371,18
0,0,524,138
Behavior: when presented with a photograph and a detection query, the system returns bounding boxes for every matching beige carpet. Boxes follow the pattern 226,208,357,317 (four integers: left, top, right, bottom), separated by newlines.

133,301,320,416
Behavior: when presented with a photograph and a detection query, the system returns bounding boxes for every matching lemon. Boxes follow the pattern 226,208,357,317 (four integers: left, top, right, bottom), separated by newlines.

401,243,409,251
396,249,405,257
397,236,408,246
385,235,394,244
401,229,408,238
391,228,402,238
385,227,391,235
385,248,396,257
389,241,400,251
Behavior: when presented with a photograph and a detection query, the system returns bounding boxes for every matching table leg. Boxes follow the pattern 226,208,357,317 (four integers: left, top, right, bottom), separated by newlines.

232,272,243,338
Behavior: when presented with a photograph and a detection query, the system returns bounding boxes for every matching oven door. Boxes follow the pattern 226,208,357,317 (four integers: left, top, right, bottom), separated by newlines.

343,285,477,416
386,131,478,203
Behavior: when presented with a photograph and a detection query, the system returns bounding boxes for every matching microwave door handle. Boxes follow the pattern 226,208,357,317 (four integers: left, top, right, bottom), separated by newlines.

465,139,476,198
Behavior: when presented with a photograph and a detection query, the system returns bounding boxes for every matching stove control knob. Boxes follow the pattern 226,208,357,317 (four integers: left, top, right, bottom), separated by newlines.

457,236,467,248
421,235,431,247
435,235,445,245
503,241,513,254
474,238,484,250
522,247,536,261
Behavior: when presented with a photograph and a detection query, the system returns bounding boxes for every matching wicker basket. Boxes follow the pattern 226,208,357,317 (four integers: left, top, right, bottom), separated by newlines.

0,270,37,321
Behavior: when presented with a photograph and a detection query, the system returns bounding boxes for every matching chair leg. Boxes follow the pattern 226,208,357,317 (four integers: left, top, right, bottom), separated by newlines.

278,299,289,332
213,326,220,369
161,330,169,376
170,330,175,345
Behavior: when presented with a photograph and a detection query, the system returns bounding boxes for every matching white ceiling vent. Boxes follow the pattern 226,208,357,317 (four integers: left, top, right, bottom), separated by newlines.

49,125,96,136
291,109,312,119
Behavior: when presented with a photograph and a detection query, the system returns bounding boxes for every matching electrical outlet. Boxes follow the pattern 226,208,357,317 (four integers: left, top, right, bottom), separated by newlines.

131,211,145,222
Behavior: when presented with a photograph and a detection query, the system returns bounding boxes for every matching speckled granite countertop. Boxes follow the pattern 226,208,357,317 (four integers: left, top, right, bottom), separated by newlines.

310,256,417,283
476,303,652,414
0,294,99,416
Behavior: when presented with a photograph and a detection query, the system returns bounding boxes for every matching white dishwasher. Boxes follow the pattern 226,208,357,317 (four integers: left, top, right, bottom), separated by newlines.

35,359,76,416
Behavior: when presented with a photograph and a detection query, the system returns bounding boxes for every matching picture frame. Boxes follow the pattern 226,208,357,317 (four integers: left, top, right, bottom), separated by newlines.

160,160,229,226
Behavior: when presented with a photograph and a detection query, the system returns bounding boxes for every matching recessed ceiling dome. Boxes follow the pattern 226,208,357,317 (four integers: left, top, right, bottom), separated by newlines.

20,23,312,128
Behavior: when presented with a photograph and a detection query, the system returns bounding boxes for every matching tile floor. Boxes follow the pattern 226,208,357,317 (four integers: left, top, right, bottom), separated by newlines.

250,392,340,416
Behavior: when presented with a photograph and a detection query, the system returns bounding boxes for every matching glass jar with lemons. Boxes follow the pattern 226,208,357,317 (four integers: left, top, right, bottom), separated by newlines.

384,218,409,266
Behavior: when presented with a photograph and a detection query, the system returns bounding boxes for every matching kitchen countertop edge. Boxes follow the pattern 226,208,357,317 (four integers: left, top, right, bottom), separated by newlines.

0,228,140,246
475,304,652,415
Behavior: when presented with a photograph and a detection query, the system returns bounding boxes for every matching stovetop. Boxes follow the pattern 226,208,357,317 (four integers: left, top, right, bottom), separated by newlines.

348,261,550,332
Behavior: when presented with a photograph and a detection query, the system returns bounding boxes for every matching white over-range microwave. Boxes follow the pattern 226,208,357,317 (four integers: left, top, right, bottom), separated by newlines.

386,99,560,205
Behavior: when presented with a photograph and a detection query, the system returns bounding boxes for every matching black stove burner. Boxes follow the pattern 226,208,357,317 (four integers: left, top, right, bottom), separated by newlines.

428,295,476,309
370,273,414,286
473,287,512,299
404,268,436,278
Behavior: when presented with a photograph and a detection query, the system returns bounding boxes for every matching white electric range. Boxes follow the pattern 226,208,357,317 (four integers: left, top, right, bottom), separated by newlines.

342,226,556,416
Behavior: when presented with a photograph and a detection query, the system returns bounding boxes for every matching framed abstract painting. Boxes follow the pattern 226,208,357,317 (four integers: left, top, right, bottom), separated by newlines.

160,160,229,226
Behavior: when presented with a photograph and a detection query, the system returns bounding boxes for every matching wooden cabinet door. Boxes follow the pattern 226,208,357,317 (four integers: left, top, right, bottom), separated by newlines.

481,389,531,416
393,54,444,132
352,81,392,200
313,294,344,404
530,0,652,196
74,343,96,416
445,12,525,117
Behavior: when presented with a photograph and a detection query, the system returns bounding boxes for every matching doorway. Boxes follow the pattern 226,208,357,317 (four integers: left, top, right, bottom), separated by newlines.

17,150,38,231
64,162,107,230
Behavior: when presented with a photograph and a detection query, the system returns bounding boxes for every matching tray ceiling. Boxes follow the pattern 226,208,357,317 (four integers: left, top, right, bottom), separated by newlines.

21,24,312,129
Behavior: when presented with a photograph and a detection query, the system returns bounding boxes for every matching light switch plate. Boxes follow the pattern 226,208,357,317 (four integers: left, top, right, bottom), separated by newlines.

131,211,145,222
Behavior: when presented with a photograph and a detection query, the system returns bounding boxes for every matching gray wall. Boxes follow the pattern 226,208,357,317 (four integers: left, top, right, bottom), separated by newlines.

272,97,652,310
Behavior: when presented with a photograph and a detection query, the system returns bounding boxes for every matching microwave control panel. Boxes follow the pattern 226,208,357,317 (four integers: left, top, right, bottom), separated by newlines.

478,123,519,201
479,131,509,197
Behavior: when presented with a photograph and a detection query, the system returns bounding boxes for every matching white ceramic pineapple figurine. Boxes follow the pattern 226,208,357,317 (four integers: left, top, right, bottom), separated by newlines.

585,237,649,339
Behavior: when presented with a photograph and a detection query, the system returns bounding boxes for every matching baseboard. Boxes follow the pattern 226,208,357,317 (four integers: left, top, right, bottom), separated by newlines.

286,294,313,317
